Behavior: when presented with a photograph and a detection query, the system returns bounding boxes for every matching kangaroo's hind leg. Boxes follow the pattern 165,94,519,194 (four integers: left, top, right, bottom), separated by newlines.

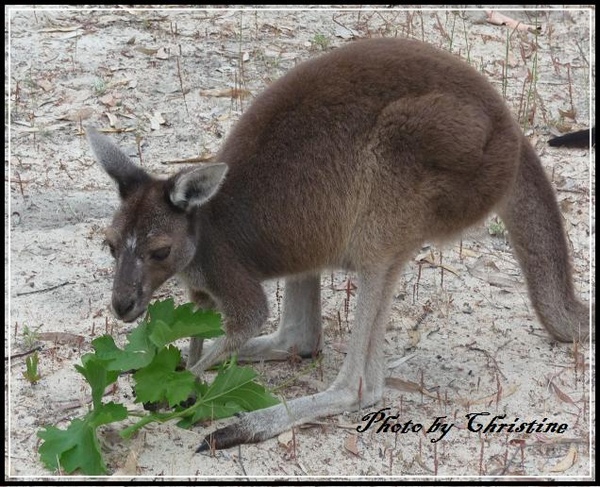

196,260,405,450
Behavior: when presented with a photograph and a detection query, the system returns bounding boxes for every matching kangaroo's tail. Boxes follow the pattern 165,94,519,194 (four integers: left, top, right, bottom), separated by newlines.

496,139,592,342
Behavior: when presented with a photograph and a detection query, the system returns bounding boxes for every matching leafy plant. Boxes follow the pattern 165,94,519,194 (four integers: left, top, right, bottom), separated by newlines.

22,324,41,350
488,216,507,238
93,77,107,96
37,299,279,475
23,351,41,384
312,33,330,50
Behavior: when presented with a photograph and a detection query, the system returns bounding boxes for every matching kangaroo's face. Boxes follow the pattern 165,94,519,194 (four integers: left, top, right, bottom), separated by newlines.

104,181,196,322
87,127,228,322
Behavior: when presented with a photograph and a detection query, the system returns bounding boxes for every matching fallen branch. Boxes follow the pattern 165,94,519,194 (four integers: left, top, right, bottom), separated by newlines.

16,281,75,296
8,346,42,361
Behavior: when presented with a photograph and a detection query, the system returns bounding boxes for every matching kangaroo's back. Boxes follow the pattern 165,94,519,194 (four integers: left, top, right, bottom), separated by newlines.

218,38,511,169
206,38,522,275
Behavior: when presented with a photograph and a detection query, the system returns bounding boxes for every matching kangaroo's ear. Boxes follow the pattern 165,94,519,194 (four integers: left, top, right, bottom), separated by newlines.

169,163,229,211
86,126,151,199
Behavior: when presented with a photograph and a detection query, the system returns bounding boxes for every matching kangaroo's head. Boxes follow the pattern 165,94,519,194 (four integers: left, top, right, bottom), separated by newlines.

87,127,228,322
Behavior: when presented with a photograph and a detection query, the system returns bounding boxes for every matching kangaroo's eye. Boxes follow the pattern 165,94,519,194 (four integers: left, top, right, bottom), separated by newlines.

150,246,171,261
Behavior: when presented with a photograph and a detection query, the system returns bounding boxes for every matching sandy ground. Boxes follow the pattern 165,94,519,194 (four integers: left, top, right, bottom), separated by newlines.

5,5,595,482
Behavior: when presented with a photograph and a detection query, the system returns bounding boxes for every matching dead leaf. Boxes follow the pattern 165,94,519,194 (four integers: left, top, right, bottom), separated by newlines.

386,352,417,370
99,94,117,107
467,257,522,289
278,430,294,448
156,47,170,60
13,120,33,127
331,340,348,354
551,123,575,136
485,11,542,33
549,381,576,405
104,112,122,129
456,383,519,407
199,87,252,99
146,111,166,131
273,52,295,62
298,376,327,392
439,262,459,276
415,251,460,276
126,36,136,45
13,123,70,133
548,444,578,472
135,46,158,56
344,434,360,456
414,454,434,473
36,79,53,92
455,246,478,258
559,198,574,214
107,77,131,87
406,328,421,348
385,376,428,395
38,332,85,347
558,108,577,120
261,22,293,34
58,107,95,122
334,24,360,40
94,127,135,134
37,25,82,33
58,31,83,40
336,419,362,430
415,249,435,263
112,432,145,476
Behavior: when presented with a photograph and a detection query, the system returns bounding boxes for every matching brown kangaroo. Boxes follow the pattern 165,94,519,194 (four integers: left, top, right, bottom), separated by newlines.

87,37,591,451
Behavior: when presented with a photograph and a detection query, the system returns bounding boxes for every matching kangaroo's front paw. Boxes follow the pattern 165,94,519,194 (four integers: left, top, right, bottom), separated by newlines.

237,332,321,362
186,337,204,369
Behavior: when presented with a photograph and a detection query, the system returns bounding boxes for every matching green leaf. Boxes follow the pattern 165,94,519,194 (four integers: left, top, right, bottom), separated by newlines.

74,354,119,410
89,401,128,428
217,380,280,411
201,363,259,403
23,352,41,384
133,346,196,407
146,297,176,324
38,419,104,475
38,402,127,475
187,363,279,423
182,401,245,427
92,322,156,371
148,303,223,349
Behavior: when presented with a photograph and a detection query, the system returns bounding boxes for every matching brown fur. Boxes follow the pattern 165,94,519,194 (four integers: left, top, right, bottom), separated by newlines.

87,38,591,450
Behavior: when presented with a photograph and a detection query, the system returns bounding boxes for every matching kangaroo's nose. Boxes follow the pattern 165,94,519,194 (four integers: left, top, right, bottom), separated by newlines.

112,297,135,319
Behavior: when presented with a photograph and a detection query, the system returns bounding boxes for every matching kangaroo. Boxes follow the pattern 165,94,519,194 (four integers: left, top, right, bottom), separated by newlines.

87,37,591,451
